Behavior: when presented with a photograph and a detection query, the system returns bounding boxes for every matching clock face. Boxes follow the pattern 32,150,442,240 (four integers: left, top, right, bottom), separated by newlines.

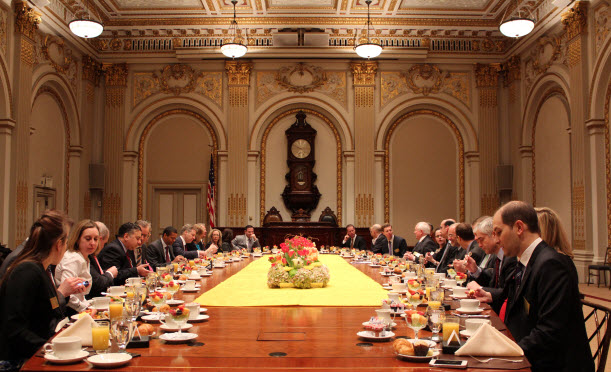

291,139,311,159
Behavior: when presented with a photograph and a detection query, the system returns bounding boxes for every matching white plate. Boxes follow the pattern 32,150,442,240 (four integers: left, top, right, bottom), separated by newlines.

44,349,89,364
159,332,198,343
357,330,395,341
253,254,262,257
452,294,468,299
71,313,109,321
160,323,193,332
363,321,397,328
104,293,126,297
213,265,226,268
142,314,164,322
240,255,249,258
369,264,381,268
200,308,207,313
166,299,185,306
181,287,200,292
187,277,201,281
87,353,132,368
382,285,393,290
187,314,210,323
460,330,474,338
396,350,439,362
456,307,484,314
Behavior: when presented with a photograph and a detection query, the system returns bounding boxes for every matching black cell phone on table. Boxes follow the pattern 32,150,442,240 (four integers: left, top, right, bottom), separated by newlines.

429,359,468,369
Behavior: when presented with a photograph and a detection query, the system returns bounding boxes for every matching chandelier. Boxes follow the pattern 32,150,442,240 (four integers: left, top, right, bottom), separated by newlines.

499,0,535,38
69,0,103,38
354,0,382,59
221,0,247,59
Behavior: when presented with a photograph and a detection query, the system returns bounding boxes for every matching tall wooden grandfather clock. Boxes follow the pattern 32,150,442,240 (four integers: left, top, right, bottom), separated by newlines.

282,111,321,222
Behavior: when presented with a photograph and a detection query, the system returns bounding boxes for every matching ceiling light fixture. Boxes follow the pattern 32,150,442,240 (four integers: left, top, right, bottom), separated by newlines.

69,0,103,38
221,0,247,59
499,0,535,38
354,0,382,59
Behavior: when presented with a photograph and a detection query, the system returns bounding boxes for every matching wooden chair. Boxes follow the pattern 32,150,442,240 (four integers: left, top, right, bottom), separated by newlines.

318,207,337,226
588,247,611,288
263,206,283,225
582,299,611,372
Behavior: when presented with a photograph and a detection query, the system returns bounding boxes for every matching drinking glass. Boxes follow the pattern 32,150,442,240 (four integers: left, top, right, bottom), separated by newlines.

91,321,110,354
428,288,444,311
442,315,461,344
455,273,467,286
428,309,445,342
405,311,428,340
108,302,124,322
110,317,132,352
164,281,180,300
169,307,189,334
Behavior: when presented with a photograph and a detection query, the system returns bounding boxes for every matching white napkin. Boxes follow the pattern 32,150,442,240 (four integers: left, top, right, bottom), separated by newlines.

54,317,70,333
455,323,524,357
58,314,96,346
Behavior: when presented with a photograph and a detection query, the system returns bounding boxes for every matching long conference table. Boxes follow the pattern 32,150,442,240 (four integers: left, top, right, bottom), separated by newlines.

22,255,531,372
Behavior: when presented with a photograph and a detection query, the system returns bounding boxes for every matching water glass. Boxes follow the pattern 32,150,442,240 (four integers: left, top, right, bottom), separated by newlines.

428,309,445,342
110,317,132,352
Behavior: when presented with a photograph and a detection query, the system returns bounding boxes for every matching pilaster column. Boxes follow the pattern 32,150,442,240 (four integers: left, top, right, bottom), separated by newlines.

67,146,83,219
350,61,377,226
519,146,534,204
585,119,607,271
247,151,258,225
122,151,138,222
0,119,15,244
562,1,588,252
343,151,355,226
102,63,128,234
465,151,481,223
503,56,521,201
12,1,40,244
225,61,251,227
475,63,501,216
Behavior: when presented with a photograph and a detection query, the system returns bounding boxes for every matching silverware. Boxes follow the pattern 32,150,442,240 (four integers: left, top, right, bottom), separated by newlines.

470,356,523,363
451,312,490,318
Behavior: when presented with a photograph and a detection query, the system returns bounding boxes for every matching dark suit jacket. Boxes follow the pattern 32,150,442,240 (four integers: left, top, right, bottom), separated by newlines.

98,239,139,285
146,238,175,269
0,240,25,279
436,243,457,274
472,253,497,286
454,241,485,265
371,234,388,255
389,235,408,257
0,261,65,360
484,255,517,314
173,237,199,259
413,235,437,256
88,255,114,299
504,241,593,372
340,235,367,250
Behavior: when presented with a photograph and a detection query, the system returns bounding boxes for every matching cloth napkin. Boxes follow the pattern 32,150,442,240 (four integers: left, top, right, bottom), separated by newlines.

455,323,524,357
58,314,96,346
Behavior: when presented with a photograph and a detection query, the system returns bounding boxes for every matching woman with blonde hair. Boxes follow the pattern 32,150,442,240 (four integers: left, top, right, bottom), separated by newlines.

205,229,222,251
536,207,574,259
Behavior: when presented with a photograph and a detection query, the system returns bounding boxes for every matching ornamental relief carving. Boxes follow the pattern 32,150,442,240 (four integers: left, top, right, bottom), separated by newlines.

595,5,610,56
256,64,346,107
380,67,470,108
36,34,78,93
133,65,222,108
523,33,564,93
0,8,6,57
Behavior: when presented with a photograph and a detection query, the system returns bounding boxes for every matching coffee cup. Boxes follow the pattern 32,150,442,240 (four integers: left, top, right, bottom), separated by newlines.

452,286,467,297
43,336,82,359
185,302,200,320
375,309,392,324
388,292,400,302
184,280,196,290
465,318,490,334
91,297,110,310
126,278,140,286
391,283,405,292
444,279,457,287
109,286,125,296
460,298,480,311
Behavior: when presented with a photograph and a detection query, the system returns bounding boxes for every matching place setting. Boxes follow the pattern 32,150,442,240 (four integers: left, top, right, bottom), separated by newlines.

455,299,485,315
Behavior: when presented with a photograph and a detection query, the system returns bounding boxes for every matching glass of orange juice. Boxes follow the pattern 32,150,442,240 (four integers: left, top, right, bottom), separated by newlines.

109,302,124,321
92,321,110,354
442,315,460,344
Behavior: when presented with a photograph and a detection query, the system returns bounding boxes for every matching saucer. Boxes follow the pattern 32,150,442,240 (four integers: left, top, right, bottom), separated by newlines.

382,285,393,290
159,332,198,343
357,330,395,341
460,329,474,338
187,314,210,323
165,299,185,306
452,294,468,299
181,286,200,292
253,254,262,257
363,321,397,328
369,264,381,268
395,350,439,362
142,314,164,322
44,350,89,364
456,307,484,314
380,272,394,276
160,323,193,332
200,308,208,313
87,353,132,368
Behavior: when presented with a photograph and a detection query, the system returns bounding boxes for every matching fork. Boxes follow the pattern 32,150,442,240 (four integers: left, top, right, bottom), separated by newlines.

470,356,523,363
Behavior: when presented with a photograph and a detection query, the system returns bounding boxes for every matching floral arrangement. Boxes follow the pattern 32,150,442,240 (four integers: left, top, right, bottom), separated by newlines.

267,236,330,289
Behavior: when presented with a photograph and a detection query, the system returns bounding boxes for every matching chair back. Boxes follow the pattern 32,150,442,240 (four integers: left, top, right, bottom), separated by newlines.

582,298,611,372
605,247,611,265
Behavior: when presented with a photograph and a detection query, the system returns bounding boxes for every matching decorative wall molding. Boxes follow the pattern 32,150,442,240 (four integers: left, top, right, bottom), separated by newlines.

132,65,222,108
0,8,7,57
14,2,40,40
350,61,377,86
276,63,327,94
41,35,79,93
595,4,610,56
561,1,588,41
605,82,611,246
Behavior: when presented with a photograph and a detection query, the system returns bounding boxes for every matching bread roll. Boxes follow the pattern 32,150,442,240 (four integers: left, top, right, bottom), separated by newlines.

138,323,155,336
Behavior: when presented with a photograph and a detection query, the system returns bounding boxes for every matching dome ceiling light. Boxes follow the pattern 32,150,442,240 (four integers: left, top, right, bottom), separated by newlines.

354,0,382,59
499,0,535,38
69,0,104,38
220,0,248,59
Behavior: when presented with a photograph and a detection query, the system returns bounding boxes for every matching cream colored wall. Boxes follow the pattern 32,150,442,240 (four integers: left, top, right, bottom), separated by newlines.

265,113,338,222
390,115,458,244
534,96,572,238
29,93,65,208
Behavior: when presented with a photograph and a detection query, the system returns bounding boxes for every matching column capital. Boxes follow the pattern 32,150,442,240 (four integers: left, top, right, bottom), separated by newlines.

562,1,587,41
103,63,128,87
474,63,501,88
225,61,252,86
82,56,103,86
503,56,521,87
350,61,377,86
14,2,40,40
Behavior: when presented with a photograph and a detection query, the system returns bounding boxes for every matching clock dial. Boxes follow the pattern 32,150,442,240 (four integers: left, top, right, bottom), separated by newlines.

291,139,311,159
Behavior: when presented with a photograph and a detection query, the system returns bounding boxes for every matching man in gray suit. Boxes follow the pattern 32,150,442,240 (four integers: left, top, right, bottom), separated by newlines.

232,225,260,252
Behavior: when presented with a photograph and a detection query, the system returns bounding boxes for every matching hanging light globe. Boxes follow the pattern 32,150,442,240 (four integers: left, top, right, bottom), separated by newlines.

354,43,382,59
221,42,248,58
69,18,104,38
499,17,535,38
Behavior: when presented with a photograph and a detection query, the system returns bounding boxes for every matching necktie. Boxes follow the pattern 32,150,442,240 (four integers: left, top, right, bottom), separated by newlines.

437,244,450,272
350,237,354,249
135,248,142,265
514,262,524,295
165,247,171,263
494,257,501,288
93,256,104,274
125,251,133,268
388,240,393,255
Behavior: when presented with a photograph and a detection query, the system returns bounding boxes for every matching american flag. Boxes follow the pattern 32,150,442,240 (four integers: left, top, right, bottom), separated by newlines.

206,154,216,228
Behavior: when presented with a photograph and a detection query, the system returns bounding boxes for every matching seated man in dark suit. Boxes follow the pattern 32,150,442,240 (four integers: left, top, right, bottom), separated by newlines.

482,201,593,372
370,224,387,254
405,221,437,261
340,224,367,250
381,224,407,257
146,226,186,268
425,219,456,273
452,223,485,265
98,222,152,285
174,224,217,259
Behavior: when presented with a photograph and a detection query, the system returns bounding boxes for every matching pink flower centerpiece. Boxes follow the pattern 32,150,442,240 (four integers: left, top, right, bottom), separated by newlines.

267,236,330,289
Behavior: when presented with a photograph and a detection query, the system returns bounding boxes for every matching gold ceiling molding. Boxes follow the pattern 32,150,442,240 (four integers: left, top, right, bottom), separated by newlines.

276,63,327,93
259,108,342,225
350,61,377,86
14,1,41,40
155,64,201,95
137,109,218,219
384,109,465,223
42,35,76,75
562,1,588,41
